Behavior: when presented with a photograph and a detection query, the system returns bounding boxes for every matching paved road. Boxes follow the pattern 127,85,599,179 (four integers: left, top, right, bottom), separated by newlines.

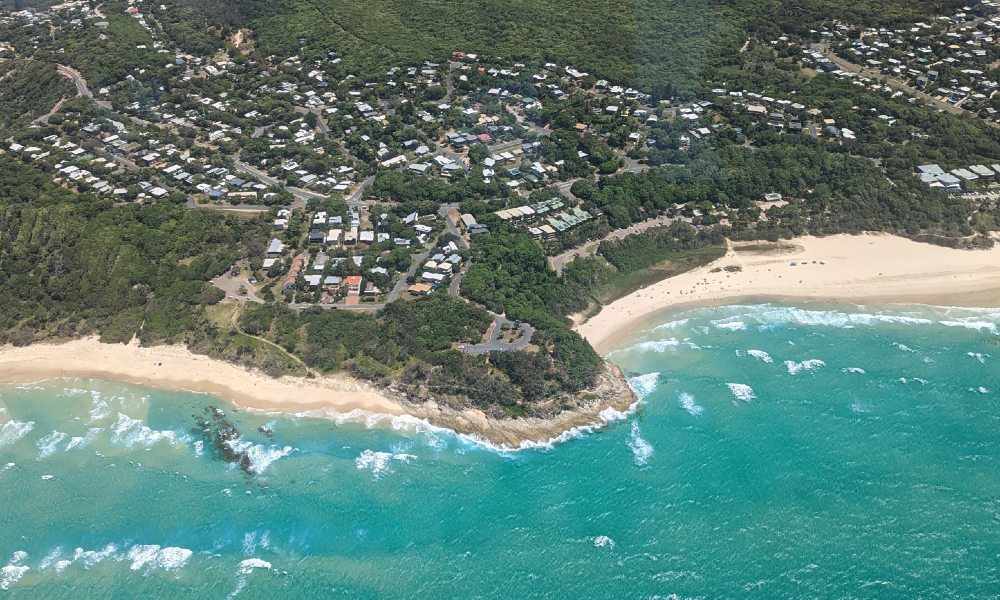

57,64,111,109
387,246,432,303
232,157,325,208
461,317,534,355
346,175,375,208
622,156,649,174
506,105,552,137
439,203,469,248
443,61,459,104
448,267,467,297
553,177,582,200
214,272,265,304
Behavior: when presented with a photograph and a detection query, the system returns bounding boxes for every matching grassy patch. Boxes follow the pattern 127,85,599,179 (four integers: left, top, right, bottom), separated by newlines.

591,245,725,305
213,329,308,377
204,303,240,328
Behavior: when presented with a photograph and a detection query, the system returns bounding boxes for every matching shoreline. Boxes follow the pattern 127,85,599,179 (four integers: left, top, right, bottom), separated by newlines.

0,337,636,449
4,233,999,448
576,233,1000,352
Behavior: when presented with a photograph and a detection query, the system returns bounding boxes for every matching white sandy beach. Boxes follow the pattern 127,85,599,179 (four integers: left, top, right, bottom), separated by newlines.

0,336,636,447
576,234,1000,352
0,337,405,416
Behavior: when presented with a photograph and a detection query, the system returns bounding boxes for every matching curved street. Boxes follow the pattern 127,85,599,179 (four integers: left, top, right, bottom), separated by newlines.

461,317,534,355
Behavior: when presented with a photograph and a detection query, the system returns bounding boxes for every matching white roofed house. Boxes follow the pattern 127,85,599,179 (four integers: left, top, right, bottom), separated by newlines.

266,238,285,255
969,165,995,180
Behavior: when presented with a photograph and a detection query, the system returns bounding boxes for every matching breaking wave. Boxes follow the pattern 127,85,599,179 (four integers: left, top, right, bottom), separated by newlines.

784,359,826,375
229,558,273,599
0,420,35,448
627,422,654,466
355,449,416,479
967,352,989,364
712,318,747,331
677,392,704,416
615,339,681,354
295,396,644,453
1,551,29,591
36,430,68,459
111,414,183,449
652,318,689,332
627,372,660,401
223,439,293,475
747,349,773,363
693,304,1000,335
593,536,616,549
65,428,102,452
125,545,192,573
726,383,756,402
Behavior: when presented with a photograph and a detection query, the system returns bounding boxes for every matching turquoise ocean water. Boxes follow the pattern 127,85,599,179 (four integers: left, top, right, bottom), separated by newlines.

2,302,999,598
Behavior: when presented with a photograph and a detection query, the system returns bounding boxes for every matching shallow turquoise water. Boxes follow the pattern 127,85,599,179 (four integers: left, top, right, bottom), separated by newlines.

2,303,999,598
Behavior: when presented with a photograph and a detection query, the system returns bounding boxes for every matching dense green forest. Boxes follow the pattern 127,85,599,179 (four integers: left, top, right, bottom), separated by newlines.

0,156,257,346
0,60,72,132
35,1,169,88
237,298,580,415
167,0,968,97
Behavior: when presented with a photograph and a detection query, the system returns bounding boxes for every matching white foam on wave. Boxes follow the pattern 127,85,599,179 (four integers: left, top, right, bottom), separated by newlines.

940,320,999,335
126,545,192,573
65,428,102,452
735,305,938,328
1,551,29,591
43,543,120,573
228,558,273,599
712,317,747,331
726,383,756,402
899,377,929,385
0,420,35,448
36,430,68,459
593,535,616,549
747,349,773,363
677,392,704,416
598,405,631,423
292,398,644,454
842,367,866,374
893,342,914,353
627,422,654,466
111,413,182,449
784,359,826,375
967,352,990,364
242,530,271,556
627,372,660,401
88,399,112,424
618,339,681,354
238,558,271,573
653,318,689,332
39,547,62,571
223,439,293,475
355,449,416,479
